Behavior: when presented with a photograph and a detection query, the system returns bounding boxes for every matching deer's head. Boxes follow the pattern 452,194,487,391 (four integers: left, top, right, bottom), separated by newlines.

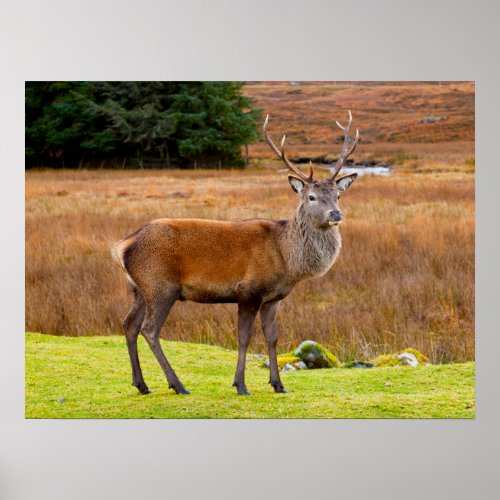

264,111,359,230
287,173,357,229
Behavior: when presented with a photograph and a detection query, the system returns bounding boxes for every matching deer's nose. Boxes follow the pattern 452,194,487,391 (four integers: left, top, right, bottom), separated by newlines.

329,210,343,222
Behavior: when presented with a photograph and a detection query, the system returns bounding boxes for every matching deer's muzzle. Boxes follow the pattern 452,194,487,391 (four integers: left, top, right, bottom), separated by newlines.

328,210,343,225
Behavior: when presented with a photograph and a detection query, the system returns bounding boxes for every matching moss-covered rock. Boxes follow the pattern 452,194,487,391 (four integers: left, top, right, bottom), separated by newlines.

402,348,430,365
263,355,307,371
293,340,340,369
397,352,419,367
371,348,430,367
371,354,400,367
342,360,374,369
277,356,302,369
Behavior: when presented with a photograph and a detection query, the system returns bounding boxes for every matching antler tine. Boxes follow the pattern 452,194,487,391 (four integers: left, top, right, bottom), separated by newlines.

263,114,314,183
280,135,314,181
308,160,314,180
335,109,352,132
330,110,359,180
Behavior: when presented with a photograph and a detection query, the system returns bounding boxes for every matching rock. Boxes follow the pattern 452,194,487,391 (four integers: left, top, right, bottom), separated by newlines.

281,363,296,372
263,355,308,371
293,340,340,369
371,348,430,367
397,352,418,367
402,348,430,364
342,360,374,369
421,116,448,124
60,397,66,403
168,191,189,198
384,381,393,387
277,356,302,369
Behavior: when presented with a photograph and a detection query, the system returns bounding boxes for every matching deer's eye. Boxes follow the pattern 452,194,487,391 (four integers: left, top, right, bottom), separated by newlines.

308,195,317,202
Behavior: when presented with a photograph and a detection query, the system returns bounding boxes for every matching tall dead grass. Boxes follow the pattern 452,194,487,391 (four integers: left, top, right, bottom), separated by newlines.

25,168,474,363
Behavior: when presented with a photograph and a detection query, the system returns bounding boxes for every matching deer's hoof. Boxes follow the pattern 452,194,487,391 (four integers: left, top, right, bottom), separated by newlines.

270,381,288,394
135,382,152,395
233,384,251,395
170,384,190,395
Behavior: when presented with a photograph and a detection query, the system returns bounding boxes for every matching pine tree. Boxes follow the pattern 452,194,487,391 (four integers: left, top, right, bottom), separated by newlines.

25,81,261,168
170,82,260,166
84,82,177,168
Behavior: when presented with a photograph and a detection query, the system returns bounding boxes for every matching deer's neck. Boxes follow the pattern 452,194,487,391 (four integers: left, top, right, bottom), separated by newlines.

283,206,342,280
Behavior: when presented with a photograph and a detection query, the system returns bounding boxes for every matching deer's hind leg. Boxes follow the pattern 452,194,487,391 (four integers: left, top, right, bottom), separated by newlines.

123,287,149,394
141,284,190,395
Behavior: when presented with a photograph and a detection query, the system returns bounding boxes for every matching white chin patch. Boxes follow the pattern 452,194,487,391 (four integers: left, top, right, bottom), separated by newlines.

328,221,341,226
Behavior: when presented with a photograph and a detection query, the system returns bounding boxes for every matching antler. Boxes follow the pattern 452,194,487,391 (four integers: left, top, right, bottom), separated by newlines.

263,114,314,183
330,110,359,180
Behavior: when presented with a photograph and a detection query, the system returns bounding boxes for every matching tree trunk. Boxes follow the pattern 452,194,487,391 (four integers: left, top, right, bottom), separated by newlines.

244,144,249,166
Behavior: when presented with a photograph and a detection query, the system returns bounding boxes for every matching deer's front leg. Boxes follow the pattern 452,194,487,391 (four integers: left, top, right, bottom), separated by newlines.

260,301,287,393
233,302,260,395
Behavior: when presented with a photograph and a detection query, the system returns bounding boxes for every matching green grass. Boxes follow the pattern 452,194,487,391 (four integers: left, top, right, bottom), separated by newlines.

25,332,475,419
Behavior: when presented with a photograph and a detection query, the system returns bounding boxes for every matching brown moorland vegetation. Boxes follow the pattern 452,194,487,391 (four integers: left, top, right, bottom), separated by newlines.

26,167,474,363
26,82,474,363
244,81,474,171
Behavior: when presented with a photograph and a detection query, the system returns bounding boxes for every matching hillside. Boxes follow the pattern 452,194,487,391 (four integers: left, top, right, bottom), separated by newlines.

244,81,474,168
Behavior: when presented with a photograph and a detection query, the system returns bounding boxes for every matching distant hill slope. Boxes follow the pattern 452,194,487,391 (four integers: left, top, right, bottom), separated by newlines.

244,81,474,163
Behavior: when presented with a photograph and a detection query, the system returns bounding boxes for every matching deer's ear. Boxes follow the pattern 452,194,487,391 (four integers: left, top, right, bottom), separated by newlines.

336,173,358,192
288,175,305,195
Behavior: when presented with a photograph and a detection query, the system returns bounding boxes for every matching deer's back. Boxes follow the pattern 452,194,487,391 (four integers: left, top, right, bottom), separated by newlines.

115,218,293,303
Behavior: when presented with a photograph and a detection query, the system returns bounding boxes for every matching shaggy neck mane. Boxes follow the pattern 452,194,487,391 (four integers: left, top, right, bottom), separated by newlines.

283,202,342,279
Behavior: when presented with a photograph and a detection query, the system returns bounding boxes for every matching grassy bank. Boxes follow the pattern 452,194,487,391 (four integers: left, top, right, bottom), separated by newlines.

25,333,475,419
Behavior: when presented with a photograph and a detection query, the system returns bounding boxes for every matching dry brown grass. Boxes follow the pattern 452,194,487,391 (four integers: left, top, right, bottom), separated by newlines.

26,167,474,363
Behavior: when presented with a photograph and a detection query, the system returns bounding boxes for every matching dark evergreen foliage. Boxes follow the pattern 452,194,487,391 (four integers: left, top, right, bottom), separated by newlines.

25,82,261,168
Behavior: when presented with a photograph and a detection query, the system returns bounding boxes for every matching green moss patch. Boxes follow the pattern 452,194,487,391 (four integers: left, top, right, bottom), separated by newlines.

371,354,400,367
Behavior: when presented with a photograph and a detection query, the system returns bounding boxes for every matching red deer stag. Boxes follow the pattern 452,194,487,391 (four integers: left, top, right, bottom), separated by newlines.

112,112,359,395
